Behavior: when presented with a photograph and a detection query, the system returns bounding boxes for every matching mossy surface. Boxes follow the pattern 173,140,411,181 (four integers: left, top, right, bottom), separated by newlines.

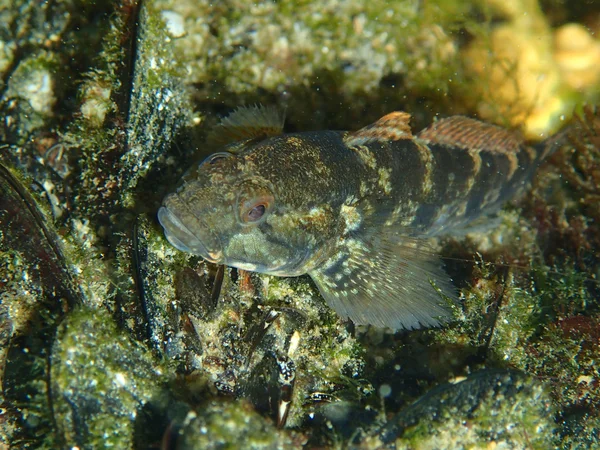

175,399,306,449
51,307,168,448
373,370,556,449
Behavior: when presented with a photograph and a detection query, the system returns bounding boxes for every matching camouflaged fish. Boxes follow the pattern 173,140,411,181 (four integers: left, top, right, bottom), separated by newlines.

158,106,556,330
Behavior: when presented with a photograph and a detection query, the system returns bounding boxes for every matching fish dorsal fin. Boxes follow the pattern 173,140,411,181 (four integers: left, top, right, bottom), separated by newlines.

417,116,523,154
309,207,457,330
210,105,285,147
344,111,413,147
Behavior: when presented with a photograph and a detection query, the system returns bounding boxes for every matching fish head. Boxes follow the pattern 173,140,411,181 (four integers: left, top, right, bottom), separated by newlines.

158,141,338,277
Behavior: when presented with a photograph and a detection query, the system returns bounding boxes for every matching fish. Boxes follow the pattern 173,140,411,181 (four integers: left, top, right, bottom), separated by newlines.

157,106,557,330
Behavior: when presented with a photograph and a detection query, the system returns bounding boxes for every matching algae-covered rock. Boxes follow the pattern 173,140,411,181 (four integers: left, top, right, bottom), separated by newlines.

373,370,557,449
66,0,191,223
4,51,59,132
51,306,167,448
166,0,463,93
0,0,112,146
173,399,306,449
152,0,473,131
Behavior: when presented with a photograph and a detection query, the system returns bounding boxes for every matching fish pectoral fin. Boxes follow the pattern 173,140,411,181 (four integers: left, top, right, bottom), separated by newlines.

209,105,285,147
344,111,413,147
309,234,457,330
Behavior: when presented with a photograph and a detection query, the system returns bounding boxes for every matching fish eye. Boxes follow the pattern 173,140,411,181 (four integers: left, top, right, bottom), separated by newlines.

240,197,272,224
246,203,266,222
236,181,275,226
203,151,233,166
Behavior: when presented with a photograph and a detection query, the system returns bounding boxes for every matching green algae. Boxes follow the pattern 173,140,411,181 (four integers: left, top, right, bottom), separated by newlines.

198,0,467,94
51,306,168,448
65,2,190,222
374,370,557,449
431,239,599,447
153,0,478,133
0,0,113,148
174,399,305,448
0,162,82,447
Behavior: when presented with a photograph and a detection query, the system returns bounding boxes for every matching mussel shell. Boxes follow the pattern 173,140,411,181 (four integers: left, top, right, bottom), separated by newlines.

0,162,82,444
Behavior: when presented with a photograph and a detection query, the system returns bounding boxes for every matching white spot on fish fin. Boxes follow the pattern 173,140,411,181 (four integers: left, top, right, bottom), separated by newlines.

309,231,457,330
210,104,285,147
344,111,413,147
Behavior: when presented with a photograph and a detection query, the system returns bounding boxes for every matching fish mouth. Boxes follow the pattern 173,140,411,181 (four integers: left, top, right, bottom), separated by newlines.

157,204,223,263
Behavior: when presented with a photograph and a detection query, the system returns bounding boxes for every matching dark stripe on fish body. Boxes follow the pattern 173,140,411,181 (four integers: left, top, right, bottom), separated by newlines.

495,146,535,208
422,142,478,204
476,145,544,216
406,142,542,234
463,151,506,216
369,140,430,200
405,141,481,232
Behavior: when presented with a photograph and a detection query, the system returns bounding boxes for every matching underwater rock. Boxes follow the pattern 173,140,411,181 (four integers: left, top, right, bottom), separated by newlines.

158,0,471,131
132,213,213,368
51,307,167,448
373,370,557,449
5,52,57,116
527,314,600,448
171,399,306,449
0,0,110,147
67,0,191,222
121,2,191,208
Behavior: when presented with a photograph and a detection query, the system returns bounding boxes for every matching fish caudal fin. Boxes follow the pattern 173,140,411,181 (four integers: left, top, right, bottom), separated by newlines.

309,233,457,330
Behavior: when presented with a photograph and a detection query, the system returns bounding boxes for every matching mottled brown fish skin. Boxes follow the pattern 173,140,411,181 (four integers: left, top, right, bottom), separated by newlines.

161,131,369,276
158,111,555,330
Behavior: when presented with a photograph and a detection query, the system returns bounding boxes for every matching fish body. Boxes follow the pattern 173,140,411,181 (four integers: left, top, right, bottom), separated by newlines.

158,108,554,330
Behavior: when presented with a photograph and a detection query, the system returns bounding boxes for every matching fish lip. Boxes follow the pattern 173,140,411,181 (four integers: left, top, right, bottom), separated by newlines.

157,203,223,263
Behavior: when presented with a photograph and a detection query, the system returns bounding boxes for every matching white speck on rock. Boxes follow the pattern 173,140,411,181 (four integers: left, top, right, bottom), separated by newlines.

161,11,186,38
114,372,127,387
